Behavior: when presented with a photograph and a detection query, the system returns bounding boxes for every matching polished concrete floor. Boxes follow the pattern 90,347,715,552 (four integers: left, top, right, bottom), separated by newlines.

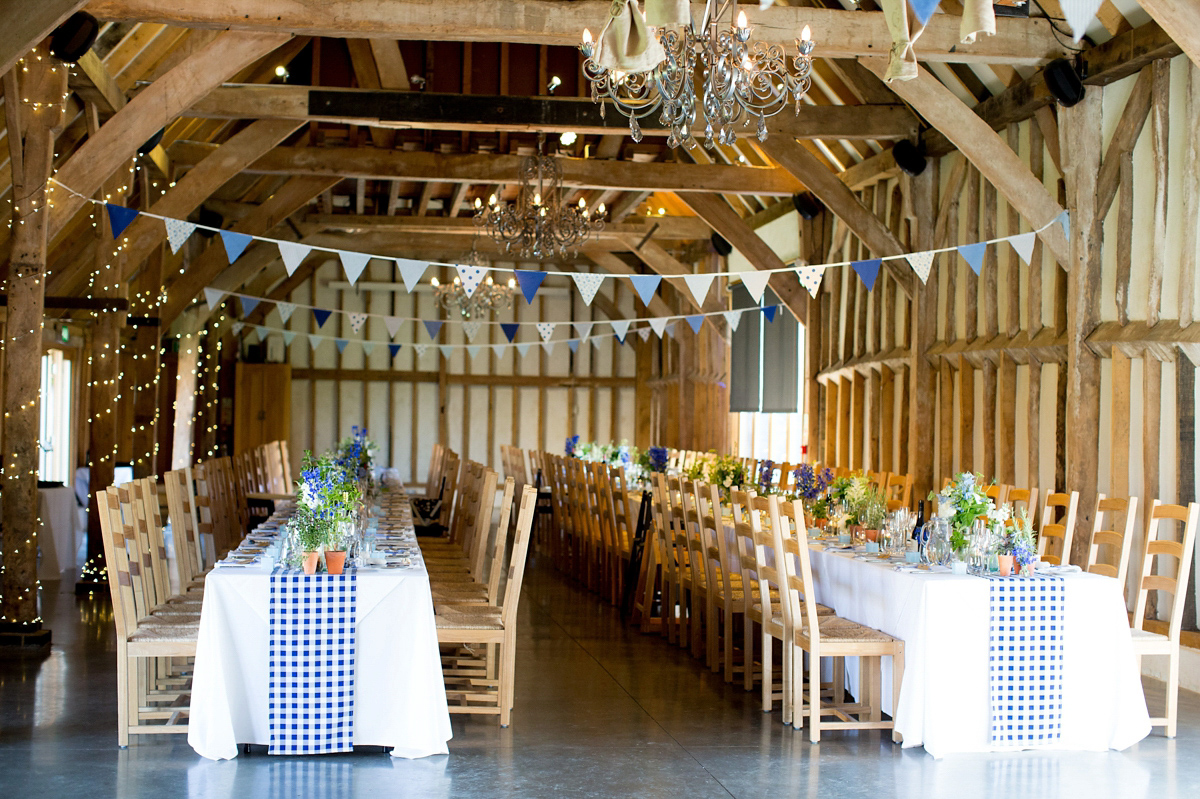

2,556,1197,799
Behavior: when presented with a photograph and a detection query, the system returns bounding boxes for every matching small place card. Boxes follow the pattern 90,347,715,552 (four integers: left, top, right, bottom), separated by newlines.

865,541,879,553
904,550,920,563
837,534,851,545
951,561,968,575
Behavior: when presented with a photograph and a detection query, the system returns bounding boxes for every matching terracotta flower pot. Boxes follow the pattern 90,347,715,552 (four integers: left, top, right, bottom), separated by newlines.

864,528,879,543
302,551,319,575
325,550,347,575
997,554,1015,577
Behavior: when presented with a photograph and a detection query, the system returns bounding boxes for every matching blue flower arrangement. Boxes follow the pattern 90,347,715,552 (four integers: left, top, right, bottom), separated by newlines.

793,462,833,500
565,434,580,457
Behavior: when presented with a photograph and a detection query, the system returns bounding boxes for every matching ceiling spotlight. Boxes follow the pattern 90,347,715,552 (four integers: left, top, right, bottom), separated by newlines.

410,75,427,89
274,65,289,80
560,131,578,147
547,75,562,94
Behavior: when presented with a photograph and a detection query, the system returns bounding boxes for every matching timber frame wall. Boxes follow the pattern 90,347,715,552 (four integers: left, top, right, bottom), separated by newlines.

807,55,1199,627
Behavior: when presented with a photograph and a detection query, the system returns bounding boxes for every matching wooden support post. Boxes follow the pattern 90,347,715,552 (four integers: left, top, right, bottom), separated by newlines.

1061,89,1104,566
0,50,64,634
171,328,200,468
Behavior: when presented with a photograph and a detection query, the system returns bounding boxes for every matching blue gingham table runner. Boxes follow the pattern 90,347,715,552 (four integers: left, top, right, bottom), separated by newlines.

987,575,1065,747
268,568,357,754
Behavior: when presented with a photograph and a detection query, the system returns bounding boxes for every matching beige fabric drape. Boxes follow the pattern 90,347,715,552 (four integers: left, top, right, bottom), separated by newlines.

597,0,666,72
645,0,691,27
881,0,996,82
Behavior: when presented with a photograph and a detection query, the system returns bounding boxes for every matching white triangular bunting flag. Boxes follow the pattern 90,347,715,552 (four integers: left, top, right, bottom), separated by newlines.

649,318,668,337
164,218,197,254
275,301,296,324
492,344,507,357
796,265,824,297
740,271,771,303
610,319,631,341
277,241,311,277
723,310,744,332
1008,231,1036,265
637,326,652,341
664,321,677,338
231,322,244,335
536,322,556,342
573,322,593,339
682,273,716,306
384,316,403,339
467,345,483,359
516,343,532,357
1059,0,1104,42
203,287,228,310
462,320,483,342
347,312,368,333
591,336,603,350
905,251,935,284
282,331,296,347
572,272,605,306
339,251,371,285
361,342,376,357
397,258,428,292
439,345,453,361
253,325,269,340
541,341,555,356
307,334,322,351
414,344,428,358
455,265,488,298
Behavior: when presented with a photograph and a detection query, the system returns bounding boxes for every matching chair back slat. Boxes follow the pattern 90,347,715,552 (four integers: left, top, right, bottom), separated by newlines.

1132,500,1199,641
500,486,539,627
1038,490,1079,566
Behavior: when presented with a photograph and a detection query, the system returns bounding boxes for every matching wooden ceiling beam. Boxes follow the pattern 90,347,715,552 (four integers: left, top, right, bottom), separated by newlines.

167,144,807,196
0,0,86,77
186,85,920,141
861,59,1069,266
86,0,1066,65
675,192,807,325
304,213,712,240
159,174,339,327
46,30,292,242
759,136,912,297
1129,0,1200,71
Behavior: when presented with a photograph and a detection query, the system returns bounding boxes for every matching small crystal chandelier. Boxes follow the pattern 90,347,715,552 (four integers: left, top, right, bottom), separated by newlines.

473,133,606,260
430,240,517,319
580,0,815,148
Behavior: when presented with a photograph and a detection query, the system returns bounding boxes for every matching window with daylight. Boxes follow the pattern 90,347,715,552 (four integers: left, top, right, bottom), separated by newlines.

728,284,806,465
38,349,74,486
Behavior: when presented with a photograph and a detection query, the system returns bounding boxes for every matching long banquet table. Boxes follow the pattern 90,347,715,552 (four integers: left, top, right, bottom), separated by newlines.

806,545,1151,757
187,497,452,760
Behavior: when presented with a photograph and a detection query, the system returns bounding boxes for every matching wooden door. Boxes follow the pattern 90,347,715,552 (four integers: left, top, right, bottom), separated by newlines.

233,363,291,456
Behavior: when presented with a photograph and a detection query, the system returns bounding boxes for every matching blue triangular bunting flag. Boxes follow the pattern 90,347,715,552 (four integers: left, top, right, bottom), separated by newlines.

335,339,348,354
423,320,443,340
852,258,882,291
388,344,402,359
958,242,986,276
569,340,580,353
220,230,253,263
105,204,139,238
514,270,546,304
500,323,520,343
909,0,941,26
312,308,332,328
685,315,704,334
763,305,778,323
629,274,662,307
240,297,259,318
1057,210,1071,238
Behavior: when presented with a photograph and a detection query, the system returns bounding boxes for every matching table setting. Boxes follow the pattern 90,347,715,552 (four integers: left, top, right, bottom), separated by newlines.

187,428,452,761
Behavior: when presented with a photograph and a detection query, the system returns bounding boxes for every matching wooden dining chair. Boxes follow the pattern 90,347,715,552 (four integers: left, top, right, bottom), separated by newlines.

1038,490,1080,565
884,473,914,511
679,479,712,660
772,496,904,742
1005,486,1039,524
983,483,1005,503
1130,500,1199,738
741,493,791,714
1086,494,1138,590
164,467,208,585
98,486,198,747
435,484,538,727
432,478,515,606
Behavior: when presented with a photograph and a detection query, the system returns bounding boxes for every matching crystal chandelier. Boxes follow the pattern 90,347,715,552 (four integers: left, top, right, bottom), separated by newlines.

580,1,815,148
473,133,606,260
430,241,517,319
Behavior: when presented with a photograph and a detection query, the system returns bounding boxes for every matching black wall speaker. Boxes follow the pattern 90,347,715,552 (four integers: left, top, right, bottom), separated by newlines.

1044,58,1086,107
792,192,822,220
711,233,733,257
893,139,927,176
49,13,100,63
197,208,224,237
138,128,165,155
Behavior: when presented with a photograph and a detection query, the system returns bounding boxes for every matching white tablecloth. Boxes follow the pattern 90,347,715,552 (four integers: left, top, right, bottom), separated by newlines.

37,486,82,580
807,548,1151,757
188,562,452,759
